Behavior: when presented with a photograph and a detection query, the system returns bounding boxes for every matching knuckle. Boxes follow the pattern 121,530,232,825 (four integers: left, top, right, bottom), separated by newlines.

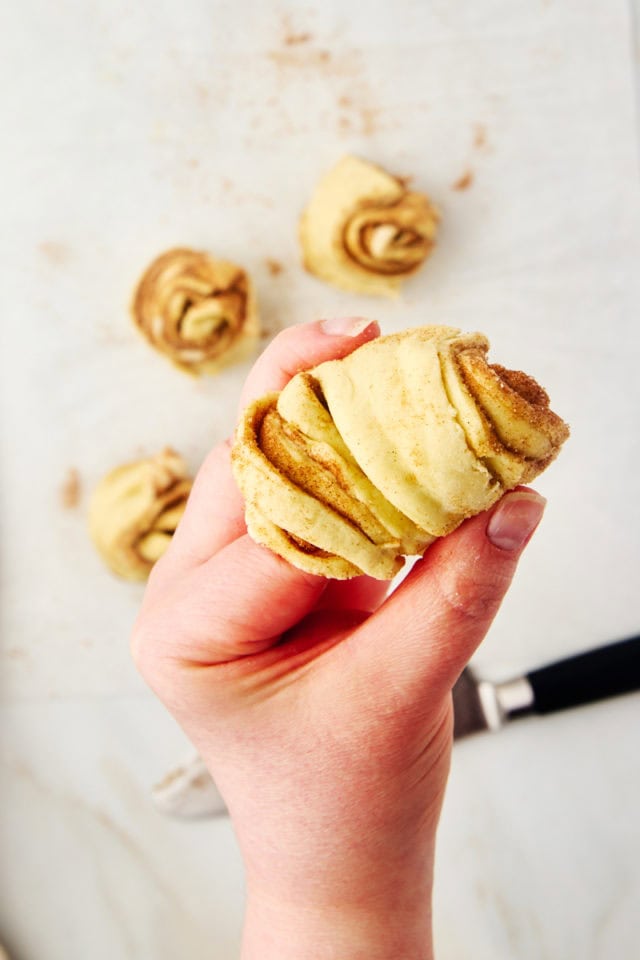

129,613,156,678
434,559,511,629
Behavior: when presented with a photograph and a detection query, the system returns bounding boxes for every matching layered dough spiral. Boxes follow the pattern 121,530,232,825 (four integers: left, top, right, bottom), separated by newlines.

300,156,440,297
131,248,259,375
89,449,192,581
232,326,569,580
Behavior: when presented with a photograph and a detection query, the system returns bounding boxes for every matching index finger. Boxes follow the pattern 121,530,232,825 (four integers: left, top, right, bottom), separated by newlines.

238,316,378,411
152,317,381,582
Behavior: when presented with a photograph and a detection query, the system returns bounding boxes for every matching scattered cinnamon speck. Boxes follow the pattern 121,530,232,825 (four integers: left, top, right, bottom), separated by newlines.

6,647,29,661
284,31,313,46
267,48,331,68
396,174,414,190
336,95,383,136
60,468,82,509
360,107,381,136
260,324,279,341
474,124,487,148
194,83,209,103
38,241,72,266
264,258,284,276
452,169,474,191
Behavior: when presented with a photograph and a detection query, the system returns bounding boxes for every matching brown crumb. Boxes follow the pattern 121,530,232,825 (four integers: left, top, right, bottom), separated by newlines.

264,258,284,276
452,169,474,191
396,174,414,190
60,468,81,508
338,95,352,108
284,31,313,46
474,124,487,148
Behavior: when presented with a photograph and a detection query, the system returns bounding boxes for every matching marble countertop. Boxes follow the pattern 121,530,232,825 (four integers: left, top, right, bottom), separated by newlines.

1,1,639,957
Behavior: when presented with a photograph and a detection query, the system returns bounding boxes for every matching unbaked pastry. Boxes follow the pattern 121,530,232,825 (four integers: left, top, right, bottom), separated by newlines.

131,248,259,375
89,449,192,580
232,326,569,579
299,156,439,297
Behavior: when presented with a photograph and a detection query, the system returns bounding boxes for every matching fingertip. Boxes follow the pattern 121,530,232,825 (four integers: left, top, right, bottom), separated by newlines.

238,317,379,410
485,489,546,553
318,317,380,339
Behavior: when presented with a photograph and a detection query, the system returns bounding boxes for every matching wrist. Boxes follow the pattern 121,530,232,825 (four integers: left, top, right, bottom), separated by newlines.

241,858,435,960
242,898,433,960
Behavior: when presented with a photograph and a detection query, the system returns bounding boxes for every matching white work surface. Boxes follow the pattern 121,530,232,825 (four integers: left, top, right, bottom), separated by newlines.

1,1,639,957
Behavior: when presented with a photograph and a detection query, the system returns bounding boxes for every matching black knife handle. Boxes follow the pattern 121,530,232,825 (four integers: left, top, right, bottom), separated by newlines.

527,636,640,715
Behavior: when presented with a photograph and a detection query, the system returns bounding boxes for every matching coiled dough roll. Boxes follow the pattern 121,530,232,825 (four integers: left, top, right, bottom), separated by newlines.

300,156,440,297
232,326,569,580
131,248,259,375
89,449,192,580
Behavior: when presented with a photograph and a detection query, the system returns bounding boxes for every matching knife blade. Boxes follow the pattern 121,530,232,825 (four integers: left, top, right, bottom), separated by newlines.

152,752,227,818
454,634,640,737
154,635,640,819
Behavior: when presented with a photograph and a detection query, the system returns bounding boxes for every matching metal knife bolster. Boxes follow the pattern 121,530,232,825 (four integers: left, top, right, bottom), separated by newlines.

477,676,535,731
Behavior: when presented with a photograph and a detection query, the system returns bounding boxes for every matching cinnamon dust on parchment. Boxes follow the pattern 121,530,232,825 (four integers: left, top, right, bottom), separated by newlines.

264,258,284,276
452,169,474,191
60,468,81,509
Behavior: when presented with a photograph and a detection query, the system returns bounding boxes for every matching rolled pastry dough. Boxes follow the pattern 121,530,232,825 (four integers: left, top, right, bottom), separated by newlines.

89,448,192,580
300,156,439,297
232,326,569,579
131,248,259,375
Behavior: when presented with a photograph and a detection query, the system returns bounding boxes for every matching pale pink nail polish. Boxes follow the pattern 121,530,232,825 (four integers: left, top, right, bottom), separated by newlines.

319,316,376,337
487,491,547,552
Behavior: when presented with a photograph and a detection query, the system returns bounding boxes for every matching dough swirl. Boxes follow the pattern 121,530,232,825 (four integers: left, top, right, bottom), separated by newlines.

131,248,259,375
300,156,439,297
232,326,569,579
89,449,192,580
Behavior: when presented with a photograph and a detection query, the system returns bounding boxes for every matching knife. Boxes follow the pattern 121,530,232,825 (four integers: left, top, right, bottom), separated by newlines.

153,635,640,819
452,634,640,737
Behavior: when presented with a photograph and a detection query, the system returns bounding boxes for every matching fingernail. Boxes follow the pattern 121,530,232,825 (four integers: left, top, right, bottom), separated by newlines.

486,491,547,552
320,316,376,337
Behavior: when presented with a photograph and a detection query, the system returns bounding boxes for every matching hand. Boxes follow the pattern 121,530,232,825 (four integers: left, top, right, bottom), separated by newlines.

132,317,546,960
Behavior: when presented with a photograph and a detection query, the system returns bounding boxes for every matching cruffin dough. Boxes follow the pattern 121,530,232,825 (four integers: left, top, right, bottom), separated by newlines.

89,448,192,581
299,155,440,297
232,326,569,579
131,247,259,375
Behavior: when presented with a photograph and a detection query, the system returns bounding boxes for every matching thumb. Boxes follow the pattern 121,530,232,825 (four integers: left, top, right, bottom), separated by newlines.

341,489,547,705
